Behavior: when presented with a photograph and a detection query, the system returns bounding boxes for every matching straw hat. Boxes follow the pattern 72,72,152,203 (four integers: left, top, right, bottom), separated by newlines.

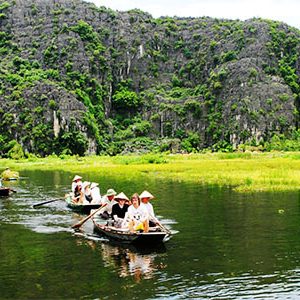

72,175,82,182
90,182,98,189
82,181,90,189
106,188,117,196
115,192,129,201
139,190,154,199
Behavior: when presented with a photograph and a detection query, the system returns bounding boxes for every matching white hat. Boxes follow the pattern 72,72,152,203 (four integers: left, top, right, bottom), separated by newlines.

72,175,82,182
106,188,117,196
115,192,129,201
139,190,154,199
82,181,90,189
90,182,98,189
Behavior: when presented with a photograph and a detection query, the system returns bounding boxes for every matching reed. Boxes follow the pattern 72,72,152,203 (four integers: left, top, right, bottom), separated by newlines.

1,152,300,192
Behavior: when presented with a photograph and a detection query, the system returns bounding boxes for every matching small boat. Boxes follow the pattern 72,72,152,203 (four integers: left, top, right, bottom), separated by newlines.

65,194,102,214
0,187,11,197
1,168,19,181
92,217,169,245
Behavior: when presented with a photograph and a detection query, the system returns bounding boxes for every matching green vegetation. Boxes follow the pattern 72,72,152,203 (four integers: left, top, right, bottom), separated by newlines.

1,152,300,192
0,2,300,158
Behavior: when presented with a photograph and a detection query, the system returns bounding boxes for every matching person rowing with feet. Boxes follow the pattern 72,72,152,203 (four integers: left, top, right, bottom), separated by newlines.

139,190,158,227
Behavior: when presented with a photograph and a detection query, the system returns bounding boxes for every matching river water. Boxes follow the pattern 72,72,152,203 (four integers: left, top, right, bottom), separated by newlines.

1,169,300,299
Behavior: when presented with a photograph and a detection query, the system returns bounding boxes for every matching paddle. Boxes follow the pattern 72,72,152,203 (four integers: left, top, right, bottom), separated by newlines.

33,198,61,208
9,188,17,193
150,214,172,235
71,203,107,229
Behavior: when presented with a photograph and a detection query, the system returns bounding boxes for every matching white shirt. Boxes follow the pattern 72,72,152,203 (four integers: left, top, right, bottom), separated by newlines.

126,205,148,223
91,186,101,204
98,195,117,215
140,202,156,221
71,180,82,193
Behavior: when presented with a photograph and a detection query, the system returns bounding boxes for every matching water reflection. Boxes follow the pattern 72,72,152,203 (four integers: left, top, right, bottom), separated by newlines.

102,242,167,282
75,234,167,283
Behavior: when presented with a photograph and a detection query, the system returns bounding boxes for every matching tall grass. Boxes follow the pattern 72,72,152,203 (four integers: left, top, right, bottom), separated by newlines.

1,152,300,192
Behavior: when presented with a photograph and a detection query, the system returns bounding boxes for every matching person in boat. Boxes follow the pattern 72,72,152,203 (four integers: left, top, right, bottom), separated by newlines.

97,188,117,219
112,192,130,227
81,181,92,204
71,175,82,201
122,193,149,233
125,198,132,206
90,182,101,204
139,190,158,227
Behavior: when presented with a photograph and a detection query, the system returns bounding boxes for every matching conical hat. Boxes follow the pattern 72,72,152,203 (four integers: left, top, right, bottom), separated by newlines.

139,190,154,199
90,182,98,189
72,175,82,182
115,192,129,201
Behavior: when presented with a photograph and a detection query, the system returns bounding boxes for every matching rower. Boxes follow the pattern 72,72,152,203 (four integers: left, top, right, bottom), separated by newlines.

71,175,82,194
139,190,158,227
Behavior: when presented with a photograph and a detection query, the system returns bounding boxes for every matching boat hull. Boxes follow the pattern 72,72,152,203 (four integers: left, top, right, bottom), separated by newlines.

92,218,168,245
65,195,101,214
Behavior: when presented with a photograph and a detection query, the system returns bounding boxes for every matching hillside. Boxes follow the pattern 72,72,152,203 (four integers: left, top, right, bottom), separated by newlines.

0,0,300,157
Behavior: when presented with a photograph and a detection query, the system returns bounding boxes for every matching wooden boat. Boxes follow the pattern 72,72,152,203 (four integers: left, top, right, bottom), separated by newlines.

92,217,169,245
1,169,19,181
0,187,11,197
65,194,102,214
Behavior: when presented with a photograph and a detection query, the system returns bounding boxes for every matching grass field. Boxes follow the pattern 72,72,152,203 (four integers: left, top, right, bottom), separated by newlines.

1,152,300,192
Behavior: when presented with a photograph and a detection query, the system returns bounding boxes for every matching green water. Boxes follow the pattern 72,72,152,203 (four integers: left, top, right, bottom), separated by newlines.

1,170,300,299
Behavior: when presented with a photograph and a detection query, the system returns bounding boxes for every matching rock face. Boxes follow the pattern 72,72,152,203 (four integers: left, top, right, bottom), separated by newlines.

0,0,299,155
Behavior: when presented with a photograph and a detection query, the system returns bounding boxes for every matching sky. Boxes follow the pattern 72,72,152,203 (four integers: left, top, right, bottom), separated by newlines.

85,0,300,29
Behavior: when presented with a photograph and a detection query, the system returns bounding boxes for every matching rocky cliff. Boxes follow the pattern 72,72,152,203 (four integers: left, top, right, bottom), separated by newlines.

0,0,299,156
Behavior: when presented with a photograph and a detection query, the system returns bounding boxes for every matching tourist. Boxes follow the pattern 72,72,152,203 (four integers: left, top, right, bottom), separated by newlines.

81,181,92,204
90,182,101,204
123,193,149,232
112,192,129,227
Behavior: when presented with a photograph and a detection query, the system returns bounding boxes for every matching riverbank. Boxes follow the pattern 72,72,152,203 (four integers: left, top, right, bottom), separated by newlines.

1,152,300,192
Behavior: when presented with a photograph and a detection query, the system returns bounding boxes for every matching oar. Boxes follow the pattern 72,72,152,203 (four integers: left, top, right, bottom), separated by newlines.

150,214,172,235
9,188,17,193
33,198,61,208
71,203,107,229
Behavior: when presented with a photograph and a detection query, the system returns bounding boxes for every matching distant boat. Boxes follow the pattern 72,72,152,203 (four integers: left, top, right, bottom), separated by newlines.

0,187,11,197
65,194,102,214
1,168,19,181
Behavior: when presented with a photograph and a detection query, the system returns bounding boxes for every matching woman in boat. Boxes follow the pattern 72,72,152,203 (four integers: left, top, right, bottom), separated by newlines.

90,182,101,204
81,181,92,204
112,192,129,227
97,188,117,219
123,193,149,233
139,190,158,227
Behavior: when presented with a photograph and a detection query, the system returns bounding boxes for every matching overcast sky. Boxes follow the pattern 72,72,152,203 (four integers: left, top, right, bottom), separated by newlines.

85,0,300,29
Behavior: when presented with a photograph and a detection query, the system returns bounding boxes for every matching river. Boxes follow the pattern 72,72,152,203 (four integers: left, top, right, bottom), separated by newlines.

1,169,300,299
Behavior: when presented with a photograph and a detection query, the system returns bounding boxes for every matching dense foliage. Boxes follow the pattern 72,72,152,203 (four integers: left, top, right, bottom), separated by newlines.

0,0,300,157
